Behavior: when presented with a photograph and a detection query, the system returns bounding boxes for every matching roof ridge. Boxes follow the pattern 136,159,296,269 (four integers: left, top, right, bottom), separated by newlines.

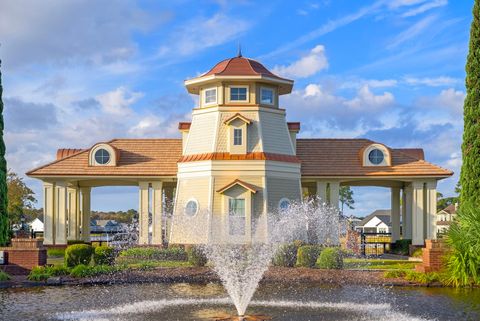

219,57,235,75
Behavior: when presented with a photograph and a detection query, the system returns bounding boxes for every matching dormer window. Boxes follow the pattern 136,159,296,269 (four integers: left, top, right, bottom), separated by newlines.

224,113,251,154
362,143,391,167
89,143,118,166
94,149,110,165
368,149,384,165
230,86,248,102
261,87,274,105
204,87,217,105
233,129,243,145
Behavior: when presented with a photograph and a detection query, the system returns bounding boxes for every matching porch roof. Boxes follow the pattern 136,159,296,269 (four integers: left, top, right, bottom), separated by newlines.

26,138,453,178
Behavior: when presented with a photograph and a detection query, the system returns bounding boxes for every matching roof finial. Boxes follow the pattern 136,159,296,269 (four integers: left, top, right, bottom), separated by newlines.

237,42,242,57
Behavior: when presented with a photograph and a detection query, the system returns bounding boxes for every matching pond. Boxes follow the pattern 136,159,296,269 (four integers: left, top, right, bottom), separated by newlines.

0,282,479,321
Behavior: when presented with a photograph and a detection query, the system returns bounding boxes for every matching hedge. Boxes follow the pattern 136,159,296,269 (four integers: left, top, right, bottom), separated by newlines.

273,243,298,267
65,244,93,267
187,245,207,266
296,245,321,268
317,247,343,269
93,246,116,265
119,247,187,261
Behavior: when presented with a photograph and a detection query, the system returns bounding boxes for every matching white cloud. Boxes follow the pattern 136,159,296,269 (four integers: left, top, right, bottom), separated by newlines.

340,78,398,89
0,0,162,69
402,0,447,17
345,85,395,109
273,45,328,78
157,14,250,58
403,76,460,87
387,14,437,49
96,87,144,116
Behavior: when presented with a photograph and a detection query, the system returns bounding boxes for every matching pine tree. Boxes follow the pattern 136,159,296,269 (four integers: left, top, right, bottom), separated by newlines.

460,0,480,208
0,60,9,246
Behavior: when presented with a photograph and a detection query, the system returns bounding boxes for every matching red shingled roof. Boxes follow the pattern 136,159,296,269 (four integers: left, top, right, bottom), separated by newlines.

202,56,291,81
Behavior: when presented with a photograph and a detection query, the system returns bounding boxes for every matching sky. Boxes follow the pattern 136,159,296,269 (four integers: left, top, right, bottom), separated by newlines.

0,0,472,216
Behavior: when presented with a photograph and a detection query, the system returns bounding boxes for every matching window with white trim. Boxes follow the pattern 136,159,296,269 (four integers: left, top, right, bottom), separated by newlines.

184,199,199,216
204,88,217,105
279,198,291,211
261,88,274,105
230,87,247,101
368,149,384,165
233,128,243,145
94,148,110,165
229,198,246,235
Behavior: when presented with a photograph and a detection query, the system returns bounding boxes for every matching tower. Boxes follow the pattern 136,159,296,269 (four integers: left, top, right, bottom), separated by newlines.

170,55,302,244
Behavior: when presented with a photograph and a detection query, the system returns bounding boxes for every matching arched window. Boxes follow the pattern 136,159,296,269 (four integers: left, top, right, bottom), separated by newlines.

368,149,384,165
362,143,391,167
94,148,110,165
89,143,117,166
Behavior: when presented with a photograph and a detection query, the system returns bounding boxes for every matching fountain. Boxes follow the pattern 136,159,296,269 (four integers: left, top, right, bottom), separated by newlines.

201,197,340,318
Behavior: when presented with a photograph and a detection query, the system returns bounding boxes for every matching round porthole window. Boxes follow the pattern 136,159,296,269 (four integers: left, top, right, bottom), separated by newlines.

184,199,198,216
94,148,110,165
279,198,291,211
368,149,384,165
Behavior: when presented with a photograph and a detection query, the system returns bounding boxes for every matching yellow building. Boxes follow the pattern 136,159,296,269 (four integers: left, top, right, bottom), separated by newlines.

27,54,453,247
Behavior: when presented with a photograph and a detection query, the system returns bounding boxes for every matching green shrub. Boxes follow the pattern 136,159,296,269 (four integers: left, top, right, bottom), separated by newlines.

93,246,115,265
67,240,86,245
273,243,298,267
404,271,445,284
383,270,407,278
69,264,120,278
47,265,70,276
187,245,207,267
28,266,51,281
411,248,423,258
445,203,480,287
391,239,412,255
317,247,343,269
47,248,65,257
64,244,93,267
296,245,321,268
119,247,187,261
0,270,10,281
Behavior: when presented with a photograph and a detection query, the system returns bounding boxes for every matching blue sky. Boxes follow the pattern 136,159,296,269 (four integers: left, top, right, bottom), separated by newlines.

0,0,472,216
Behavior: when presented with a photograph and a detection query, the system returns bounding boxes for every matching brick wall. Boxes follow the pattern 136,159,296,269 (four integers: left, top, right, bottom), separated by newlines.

415,239,448,273
0,238,47,275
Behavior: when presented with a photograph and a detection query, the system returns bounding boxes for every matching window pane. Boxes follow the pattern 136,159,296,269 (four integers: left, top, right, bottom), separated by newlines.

261,88,273,104
95,149,110,165
229,198,245,235
233,128,242,145
230,87,247,101
368,149,384,165
205,89,216,104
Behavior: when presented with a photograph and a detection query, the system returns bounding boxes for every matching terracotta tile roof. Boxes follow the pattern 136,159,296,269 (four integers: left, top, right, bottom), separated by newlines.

178,122,191,130
395,148,424,160
287,122,301,132
27,139,182,177
56,148,85,160
217,179,258,194
202,56,291,82
178,152,300,163
441,204,457,214
27,138,453,178
296,139,453,177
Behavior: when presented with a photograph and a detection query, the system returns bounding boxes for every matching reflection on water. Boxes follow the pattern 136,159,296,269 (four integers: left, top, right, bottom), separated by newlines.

0,282,479,321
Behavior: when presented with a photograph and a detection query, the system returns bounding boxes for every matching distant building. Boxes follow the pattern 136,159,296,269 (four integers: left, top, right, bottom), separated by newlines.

29,218,44,233
90,219,123,233
436,203,458,234
355,210,391,234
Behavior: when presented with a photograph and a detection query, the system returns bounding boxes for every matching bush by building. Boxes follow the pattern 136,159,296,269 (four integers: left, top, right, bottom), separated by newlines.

186,245,207,267
272,243,298,267
317,247,343,269
296,245,321,268
93,246,116,265
64,244,93,267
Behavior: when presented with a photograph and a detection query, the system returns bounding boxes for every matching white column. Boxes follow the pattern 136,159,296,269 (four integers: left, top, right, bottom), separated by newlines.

316,181,327,203
54,182,68,245
67,187,80,240
412,181,425,246
43,182,55,245
425,180,438,240
329,181,340,209
391,187,401,242
404,185,413,239
138,182,150,245
151,181,163,245
80,187,91,242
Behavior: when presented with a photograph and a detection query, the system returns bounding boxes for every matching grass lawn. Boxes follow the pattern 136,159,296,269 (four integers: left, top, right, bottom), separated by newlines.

47,256,64,266
125,260,192,269
343,258,417,270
